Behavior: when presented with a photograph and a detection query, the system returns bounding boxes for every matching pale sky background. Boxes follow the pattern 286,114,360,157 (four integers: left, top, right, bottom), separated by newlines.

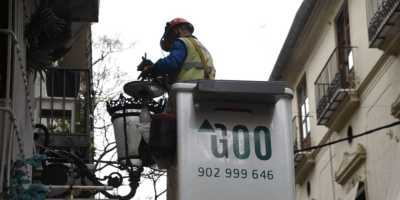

92,1,303,199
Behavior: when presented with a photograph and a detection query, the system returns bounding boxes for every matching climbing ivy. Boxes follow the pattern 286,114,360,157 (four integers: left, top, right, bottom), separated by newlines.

1,154,51,200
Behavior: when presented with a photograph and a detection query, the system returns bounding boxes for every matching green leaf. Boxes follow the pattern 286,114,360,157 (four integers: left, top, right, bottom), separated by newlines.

20,179,30,184
76,124,85,134
25,158,41,168
36,193,46,200
90,131,94,138
15,170,26,177
32,154,41,160
39,154,47,160
17,184,24,191
28,184,44,191
10,188,17,199
43,188,51,194
76,148,82,156
13,160,25,168
24,158,34,166
21,194,31,200
14,174,22,181
88,141,93,150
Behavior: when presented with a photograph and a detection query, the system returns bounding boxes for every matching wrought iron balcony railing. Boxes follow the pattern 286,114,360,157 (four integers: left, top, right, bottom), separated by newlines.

34,68,94,163
315,47,356,125
293,117,299,153
366,0,400,47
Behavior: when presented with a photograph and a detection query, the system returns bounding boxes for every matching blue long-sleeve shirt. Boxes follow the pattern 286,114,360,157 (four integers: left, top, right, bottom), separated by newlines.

151,39,188,82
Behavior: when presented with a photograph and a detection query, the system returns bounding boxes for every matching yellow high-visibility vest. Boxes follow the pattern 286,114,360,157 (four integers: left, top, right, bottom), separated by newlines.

167,37,216,85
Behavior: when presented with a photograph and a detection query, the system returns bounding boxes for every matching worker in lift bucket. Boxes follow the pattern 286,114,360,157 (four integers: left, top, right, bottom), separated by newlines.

137,18,216,85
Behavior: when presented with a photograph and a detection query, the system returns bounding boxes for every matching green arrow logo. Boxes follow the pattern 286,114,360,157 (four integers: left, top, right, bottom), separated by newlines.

198,119,215,132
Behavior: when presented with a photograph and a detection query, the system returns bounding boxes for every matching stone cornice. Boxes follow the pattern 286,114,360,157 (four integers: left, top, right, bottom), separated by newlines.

334,144,366,185
378,16,400,55
325,91,360,132
282,0,341,82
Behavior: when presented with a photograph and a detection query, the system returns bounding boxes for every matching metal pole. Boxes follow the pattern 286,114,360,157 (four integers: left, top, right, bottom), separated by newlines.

74,72,78,133
51,71,54,134
63,70,66,132
88,70,94,162
123,108,130,164
42,185,114,191
5,0,12,113
0,110,10,192
6,119,15,188
85,71,90,135
0,5,14,187
0,2,14,191
40,72,43,124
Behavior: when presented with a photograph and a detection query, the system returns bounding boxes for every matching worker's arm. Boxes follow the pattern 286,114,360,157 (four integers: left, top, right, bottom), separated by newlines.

151,39,187,78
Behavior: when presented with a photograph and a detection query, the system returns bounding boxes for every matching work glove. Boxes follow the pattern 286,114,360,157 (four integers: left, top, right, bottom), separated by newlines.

137,65,153,80
137,53,154,71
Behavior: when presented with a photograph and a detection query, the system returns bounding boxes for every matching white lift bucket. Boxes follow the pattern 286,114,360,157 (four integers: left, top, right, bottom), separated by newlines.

167,80,295,200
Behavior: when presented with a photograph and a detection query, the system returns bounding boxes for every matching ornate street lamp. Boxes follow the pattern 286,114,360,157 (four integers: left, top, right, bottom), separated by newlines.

106,93,165,167
36,81,166,200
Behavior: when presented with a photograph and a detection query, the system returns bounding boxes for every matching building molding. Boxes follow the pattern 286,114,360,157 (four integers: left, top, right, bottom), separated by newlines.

378,15,400,55
325,91,360,132
345,175,363,195
313,131,339,163
295,154,315,185
334,143,366,185
357,53,396,103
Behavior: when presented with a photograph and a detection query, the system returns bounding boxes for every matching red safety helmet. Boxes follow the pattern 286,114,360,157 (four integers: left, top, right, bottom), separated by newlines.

160,18,194,52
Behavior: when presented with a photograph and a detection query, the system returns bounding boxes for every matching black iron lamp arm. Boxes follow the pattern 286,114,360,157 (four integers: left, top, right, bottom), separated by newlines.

58,151,143,200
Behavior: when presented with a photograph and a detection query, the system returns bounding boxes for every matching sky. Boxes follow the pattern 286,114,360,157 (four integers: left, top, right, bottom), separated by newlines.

92,0,303,199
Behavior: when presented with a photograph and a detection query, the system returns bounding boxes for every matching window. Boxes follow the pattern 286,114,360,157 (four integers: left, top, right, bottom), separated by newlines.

347,125,353,144
355,182,366,200
336,3,355,89
297,76,311,149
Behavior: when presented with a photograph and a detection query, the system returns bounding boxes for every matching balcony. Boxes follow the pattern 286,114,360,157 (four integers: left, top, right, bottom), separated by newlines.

292,116,312,168
315,47,356,125
292,116,315,185
366,0,400,48
34,68,94,163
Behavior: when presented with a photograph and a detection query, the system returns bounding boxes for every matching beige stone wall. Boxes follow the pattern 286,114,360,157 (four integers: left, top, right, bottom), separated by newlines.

283,0,400,199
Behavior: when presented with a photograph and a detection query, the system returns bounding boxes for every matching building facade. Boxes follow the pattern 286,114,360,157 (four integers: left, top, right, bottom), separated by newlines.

270,0,400,199
0,0,98,198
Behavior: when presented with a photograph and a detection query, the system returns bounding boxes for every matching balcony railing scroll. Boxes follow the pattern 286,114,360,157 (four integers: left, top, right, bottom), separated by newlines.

34,67,94,163
366,0,400,47
314,47,356,125
292,117,300,152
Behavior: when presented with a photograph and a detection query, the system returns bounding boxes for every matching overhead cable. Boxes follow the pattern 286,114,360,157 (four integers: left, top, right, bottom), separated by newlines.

294,121,400,153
